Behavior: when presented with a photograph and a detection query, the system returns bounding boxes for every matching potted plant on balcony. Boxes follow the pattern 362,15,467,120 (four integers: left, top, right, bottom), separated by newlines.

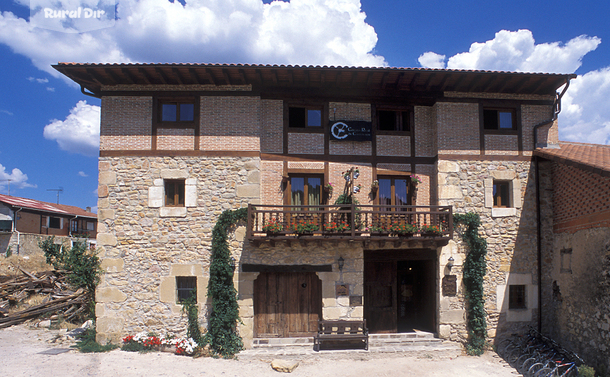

324,182,334,194
367,223,389,236
289,220,319,236
262,218,283,235
420,224,442,237
388,222,418,237
324,220,350,233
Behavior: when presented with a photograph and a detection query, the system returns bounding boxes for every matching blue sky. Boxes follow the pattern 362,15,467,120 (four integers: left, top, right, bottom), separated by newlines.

1,0,609,211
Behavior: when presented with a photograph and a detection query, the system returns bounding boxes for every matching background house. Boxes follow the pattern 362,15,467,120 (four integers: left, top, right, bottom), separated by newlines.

55,63,573,354
0,193,97,256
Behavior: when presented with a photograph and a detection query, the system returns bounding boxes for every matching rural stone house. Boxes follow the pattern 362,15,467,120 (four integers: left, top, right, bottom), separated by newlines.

55,63,584,353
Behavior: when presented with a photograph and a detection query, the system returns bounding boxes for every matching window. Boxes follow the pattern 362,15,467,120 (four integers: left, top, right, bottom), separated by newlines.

176,276,197,303
560,248,572,273
483,109,515,130
0,220,11,232
49,217,61,229
378,177,412,209
288,106,322,128
493,181,510,208
71,220,78,232
86,221,95,231
289,175,322,207
377,110,411,131
508,285,526,309
165,180,185,207
159,101,195,122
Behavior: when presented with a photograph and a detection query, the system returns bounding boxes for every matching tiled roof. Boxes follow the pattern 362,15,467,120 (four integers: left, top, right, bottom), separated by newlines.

535,141,610,177
0,194,96,218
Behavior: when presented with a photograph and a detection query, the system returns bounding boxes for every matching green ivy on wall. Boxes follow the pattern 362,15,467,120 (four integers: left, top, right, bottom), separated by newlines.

453,212,488,356
205,207,247,358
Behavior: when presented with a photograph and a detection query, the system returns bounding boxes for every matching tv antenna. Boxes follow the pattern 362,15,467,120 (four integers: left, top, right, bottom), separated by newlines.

47,187,64,204
0,179,12,196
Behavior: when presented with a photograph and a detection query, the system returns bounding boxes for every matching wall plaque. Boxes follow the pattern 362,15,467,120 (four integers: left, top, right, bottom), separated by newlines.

349,295,362,306
442,275,457,296
329,120,372,141
335,283,349,296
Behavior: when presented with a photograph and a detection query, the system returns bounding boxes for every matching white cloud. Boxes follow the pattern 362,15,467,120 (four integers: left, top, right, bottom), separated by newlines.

560,67,610,145
46,87,55,92
0,163,37,193
420,29,600,74
27,76,49,83
43,100,100,156
418,52,445,69
0,0,385,80
0,109,13,116
78,171,88,177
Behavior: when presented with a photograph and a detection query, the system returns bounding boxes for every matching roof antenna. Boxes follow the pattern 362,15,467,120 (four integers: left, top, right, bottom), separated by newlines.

47,187,64,204
0,179,12,196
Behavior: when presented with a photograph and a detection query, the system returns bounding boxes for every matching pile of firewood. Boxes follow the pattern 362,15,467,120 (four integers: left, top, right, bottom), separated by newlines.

0,267,88,329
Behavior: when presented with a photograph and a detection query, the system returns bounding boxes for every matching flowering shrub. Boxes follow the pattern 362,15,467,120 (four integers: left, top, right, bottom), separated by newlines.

122,332,199,356
289,220,319,234
324,220,350,232
367,224,389,233
262,218,282,234
388,222,418,236
324,182,334,192
420,224,442,235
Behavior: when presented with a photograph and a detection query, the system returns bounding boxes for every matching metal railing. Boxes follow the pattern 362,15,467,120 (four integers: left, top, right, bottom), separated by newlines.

246,204,453,240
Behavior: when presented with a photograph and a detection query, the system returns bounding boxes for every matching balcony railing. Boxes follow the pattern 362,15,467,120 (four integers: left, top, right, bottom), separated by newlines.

246,204,453,241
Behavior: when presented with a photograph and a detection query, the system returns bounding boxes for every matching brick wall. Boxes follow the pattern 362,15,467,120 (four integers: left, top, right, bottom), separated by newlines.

329,141,372,156
436,102,480,155
522,104,553,152
157,128,195,150
288,133,325,154
415,106,436,157
329,102,371,121
484,135,519,155
261,100,283,154
552,163,610,232
100,96,152,150
376,135,410,156
199,96,261,151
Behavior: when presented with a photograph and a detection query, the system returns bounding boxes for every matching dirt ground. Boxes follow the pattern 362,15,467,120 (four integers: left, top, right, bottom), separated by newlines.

0,323,521,377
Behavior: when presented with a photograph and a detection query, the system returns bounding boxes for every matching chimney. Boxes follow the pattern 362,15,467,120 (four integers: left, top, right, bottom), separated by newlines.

86,207,91,212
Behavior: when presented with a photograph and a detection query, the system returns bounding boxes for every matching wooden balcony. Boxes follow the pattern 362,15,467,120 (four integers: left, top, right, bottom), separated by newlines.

246,204,453,246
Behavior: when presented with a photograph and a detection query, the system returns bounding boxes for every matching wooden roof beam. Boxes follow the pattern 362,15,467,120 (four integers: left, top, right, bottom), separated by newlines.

106,69,125,85
422,72,437,91
85,68,105,86
493,75,513,93
121,68,138,85
524,77,547,94
432,73,451,91
172,68,185,85
464,74,482,92
238,69,248,85
475,75,495,92
407,72,420,90
221,68,232,85
205,68,219,86
188,68,204,85
138,67,157,85
446,73,468,92
155,67,171,85
511,76,530,93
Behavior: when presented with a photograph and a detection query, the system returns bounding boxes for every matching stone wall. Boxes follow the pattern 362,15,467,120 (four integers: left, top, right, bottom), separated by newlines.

95,155,260,344
437,159,539,341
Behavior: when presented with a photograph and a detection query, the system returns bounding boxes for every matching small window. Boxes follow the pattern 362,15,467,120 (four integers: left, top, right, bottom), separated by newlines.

71,220,78,232
560,248,572,273
493,181,510,208
484,109,515,130
49,217,61,229
159,101,195,122
378,176,412,209
508,285,526,309
176,276,197,303
377,110,410,131
165,180,185,207
86,221,95,231
288,107,322,128
0,220,11,232
289,175,322,207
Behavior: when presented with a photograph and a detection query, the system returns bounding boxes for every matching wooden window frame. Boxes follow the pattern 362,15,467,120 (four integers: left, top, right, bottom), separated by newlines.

49,217,61,229
284,174,324,206
493,180,511,208
508,284,527,310
482,107,517,132
164,179,185,207
284,103,327,133
376,176,413,207
374,107,413,133
152,97,200,150
176,276,197,303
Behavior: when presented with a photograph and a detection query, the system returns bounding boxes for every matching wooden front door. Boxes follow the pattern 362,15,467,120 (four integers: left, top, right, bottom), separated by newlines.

254,272,322,338
364,261,397,333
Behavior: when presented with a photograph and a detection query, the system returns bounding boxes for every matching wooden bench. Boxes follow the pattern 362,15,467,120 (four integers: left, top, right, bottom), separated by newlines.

313,320,369,351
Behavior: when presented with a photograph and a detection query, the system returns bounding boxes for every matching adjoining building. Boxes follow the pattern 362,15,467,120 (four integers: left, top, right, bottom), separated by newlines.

0,193,97,255
55,63,578,351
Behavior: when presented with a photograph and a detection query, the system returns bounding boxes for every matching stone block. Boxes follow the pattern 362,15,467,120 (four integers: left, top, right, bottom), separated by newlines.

271,359,299,373
98,161,111,171
439,325,451,339
234,226,246,242
97,287,127,303
98,209,115,221
439,185,463,200
323,306,348,319
98,185,109,198
247,171,260,184
170,263,203,276
185,184,197,207
99,171,116,185
148,186,164,208
438,161,459,173
440,309,465,324
98,198,109,209
322,297,336,307
350,306,363,318
100,258,124,273
97,233,117,246
236,184,260,198
159,277,175,303
491,170,516,180
160,207,187,217
95,303,106,317
161,169,189,179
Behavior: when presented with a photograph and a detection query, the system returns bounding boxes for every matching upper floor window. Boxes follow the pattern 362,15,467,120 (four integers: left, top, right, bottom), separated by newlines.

378,176,412,209
493,181,510,208
288,175,322,206
288,106,322,128
160,102,195,122
165,179,185,207
483,109,515,130
377,110,411,132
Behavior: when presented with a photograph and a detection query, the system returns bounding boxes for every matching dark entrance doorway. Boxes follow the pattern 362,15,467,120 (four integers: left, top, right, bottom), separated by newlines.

364,250,436,334
253,272,322,338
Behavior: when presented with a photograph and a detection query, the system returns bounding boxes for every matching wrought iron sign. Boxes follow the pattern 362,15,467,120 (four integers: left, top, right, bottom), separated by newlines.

329,120,372,141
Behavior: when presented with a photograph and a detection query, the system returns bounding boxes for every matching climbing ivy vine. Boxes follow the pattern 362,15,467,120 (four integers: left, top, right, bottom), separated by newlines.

205,207,247,358
453,212,488,355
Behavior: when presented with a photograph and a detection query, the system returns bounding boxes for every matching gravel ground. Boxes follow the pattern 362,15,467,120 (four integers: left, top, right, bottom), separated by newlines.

0,323,521,377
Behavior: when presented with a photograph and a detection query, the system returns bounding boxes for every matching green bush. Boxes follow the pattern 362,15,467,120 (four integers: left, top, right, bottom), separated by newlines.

39,237,101,292
181,291,205,346
73,327,118,353
578,365,596,377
